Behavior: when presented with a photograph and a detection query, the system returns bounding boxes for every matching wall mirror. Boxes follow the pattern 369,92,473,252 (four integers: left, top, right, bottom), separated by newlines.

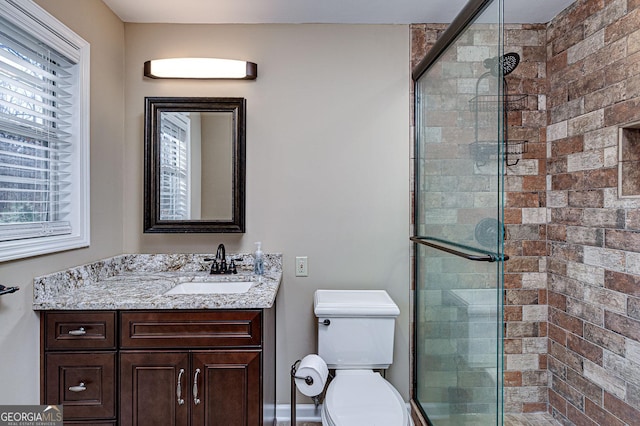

144,97,245,233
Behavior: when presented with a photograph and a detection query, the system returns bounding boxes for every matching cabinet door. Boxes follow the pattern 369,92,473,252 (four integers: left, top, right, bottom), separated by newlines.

45,352,116,421
191,351,261,426
120,352,189,426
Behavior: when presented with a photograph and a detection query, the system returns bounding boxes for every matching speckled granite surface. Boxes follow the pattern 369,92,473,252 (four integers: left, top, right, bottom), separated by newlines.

33,253,282,310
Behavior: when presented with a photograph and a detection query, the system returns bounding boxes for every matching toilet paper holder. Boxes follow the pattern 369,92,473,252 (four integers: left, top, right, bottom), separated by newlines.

291,359,315,386
290,359,323,425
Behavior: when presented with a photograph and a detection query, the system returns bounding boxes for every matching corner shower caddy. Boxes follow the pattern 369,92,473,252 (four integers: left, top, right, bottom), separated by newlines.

469,52,528,167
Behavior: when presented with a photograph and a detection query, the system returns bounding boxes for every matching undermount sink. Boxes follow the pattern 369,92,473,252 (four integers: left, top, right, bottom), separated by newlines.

164,281,254,295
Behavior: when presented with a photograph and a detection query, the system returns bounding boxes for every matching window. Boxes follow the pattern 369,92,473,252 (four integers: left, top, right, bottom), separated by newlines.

0,0,90,262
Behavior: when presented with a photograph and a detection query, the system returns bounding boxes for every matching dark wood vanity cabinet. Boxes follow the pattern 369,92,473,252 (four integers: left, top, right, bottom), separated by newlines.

41,309,275,426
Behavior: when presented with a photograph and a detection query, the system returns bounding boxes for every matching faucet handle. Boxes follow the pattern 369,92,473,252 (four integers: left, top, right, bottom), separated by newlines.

204,257,219,274
229,259,237,274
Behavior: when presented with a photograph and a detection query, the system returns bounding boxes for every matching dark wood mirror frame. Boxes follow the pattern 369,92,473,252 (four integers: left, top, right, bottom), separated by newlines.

144,97,246,233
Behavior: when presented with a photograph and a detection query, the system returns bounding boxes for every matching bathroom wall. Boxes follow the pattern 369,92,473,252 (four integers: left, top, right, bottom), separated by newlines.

0,0,125,403
546,0,640,423
121,24,412,402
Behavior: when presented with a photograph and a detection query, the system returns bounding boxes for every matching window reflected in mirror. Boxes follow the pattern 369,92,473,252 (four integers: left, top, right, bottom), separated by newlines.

159,111,233,221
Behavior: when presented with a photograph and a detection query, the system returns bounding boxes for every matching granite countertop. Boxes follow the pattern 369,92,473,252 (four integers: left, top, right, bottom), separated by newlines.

32,253,282,310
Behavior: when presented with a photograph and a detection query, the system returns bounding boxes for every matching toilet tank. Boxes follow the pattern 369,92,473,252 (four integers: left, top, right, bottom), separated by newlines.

314,290,400,369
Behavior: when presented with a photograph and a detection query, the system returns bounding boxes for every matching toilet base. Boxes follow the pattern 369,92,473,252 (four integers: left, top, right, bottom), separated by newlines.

320,370,413,426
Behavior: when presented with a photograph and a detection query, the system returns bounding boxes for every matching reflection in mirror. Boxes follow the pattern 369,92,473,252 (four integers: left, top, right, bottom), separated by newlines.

159,111,233,221
144,97,245,233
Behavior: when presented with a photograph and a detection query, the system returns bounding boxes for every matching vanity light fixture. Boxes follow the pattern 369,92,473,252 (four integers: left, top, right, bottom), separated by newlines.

144,58,257,80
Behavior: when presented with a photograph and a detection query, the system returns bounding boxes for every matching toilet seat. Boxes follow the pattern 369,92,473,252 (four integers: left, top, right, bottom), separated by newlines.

321,370,412,426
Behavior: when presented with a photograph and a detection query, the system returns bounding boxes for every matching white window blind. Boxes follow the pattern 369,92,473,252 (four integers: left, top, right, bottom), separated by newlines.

0,15,74,241
0,0,90,261
160,112,190,220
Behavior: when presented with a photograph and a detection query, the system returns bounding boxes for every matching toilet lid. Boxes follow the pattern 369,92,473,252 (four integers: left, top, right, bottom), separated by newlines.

324,370,408,426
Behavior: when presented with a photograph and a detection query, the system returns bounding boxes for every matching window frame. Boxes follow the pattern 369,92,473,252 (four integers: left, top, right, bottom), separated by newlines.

0,0,90,262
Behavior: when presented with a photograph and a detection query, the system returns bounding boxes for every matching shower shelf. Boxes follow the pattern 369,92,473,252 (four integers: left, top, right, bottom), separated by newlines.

470,140,528,165
469,94,527,112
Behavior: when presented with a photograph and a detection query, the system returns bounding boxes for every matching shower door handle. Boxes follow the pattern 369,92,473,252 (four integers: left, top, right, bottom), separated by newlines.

410,236,508,262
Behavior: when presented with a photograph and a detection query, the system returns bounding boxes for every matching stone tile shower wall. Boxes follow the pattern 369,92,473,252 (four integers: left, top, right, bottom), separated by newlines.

546,0,640,424
501,25,550,414
410,23,548,415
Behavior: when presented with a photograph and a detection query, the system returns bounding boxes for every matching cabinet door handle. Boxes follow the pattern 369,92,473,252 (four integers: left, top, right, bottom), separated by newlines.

68,382,86,392
193,368,201,405
177,369,185,405
68,327,86,336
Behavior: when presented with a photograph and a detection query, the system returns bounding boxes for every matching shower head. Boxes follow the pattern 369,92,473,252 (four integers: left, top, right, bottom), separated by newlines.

483,52,520,77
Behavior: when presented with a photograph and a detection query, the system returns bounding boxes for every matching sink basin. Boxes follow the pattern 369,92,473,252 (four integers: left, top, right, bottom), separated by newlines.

164,281,253,295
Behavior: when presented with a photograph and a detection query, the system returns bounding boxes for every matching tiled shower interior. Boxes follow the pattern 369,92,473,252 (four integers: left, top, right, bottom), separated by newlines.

411,0,640,424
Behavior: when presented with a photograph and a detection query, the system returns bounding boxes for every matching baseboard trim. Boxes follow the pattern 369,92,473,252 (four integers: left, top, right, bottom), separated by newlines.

275,404,322,422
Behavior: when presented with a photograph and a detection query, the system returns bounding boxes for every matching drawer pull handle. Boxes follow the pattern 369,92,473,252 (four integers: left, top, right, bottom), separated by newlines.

177,369,185,405
68,327,86,336
193,368,201,405
68,382,86,392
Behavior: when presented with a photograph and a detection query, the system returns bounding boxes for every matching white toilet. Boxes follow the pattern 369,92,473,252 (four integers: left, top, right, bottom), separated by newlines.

314,289,413,426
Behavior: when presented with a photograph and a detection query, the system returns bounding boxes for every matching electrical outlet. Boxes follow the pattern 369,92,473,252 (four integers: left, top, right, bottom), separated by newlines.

295,256,308,277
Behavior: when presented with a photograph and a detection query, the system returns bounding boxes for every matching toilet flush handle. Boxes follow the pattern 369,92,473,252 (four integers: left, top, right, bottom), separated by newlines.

318,319,330,326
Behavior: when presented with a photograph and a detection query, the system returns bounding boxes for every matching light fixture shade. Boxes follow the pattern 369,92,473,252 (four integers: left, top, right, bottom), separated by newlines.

144,58,257,80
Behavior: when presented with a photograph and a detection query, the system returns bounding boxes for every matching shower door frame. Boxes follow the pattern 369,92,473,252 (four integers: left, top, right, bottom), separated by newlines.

411,0,506,424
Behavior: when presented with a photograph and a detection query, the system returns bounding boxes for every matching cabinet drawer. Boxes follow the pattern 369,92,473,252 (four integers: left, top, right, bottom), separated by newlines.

45,352,116,420
120,310,261,349
45,312,116,350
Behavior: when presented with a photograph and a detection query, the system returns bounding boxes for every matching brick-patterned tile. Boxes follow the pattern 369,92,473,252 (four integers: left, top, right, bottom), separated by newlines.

506,305,524,321
551,135,585,157
567,190,604,208
550,341,585,373
548,322,568,345
552,376,585,410
547,224,568,242
605,311,640,341
605,97,640,126
567,334,603,364
566,403,598,426
506,371,524,387
523,240,548,256
549,388,568,416
604,5,640,43
605,270,640,296
583,322,625,355
605,228,640,252
603,392,640,424
550,309,584,336
584,397,626,426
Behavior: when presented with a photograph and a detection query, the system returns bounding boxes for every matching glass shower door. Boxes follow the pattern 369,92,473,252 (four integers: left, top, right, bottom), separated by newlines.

413,0,506,424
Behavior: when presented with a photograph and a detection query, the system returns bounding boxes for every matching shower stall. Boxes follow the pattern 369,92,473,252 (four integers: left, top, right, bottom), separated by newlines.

412,0,514,424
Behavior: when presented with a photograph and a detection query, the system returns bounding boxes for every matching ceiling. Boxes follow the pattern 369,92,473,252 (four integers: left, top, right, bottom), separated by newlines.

102,0,576,25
